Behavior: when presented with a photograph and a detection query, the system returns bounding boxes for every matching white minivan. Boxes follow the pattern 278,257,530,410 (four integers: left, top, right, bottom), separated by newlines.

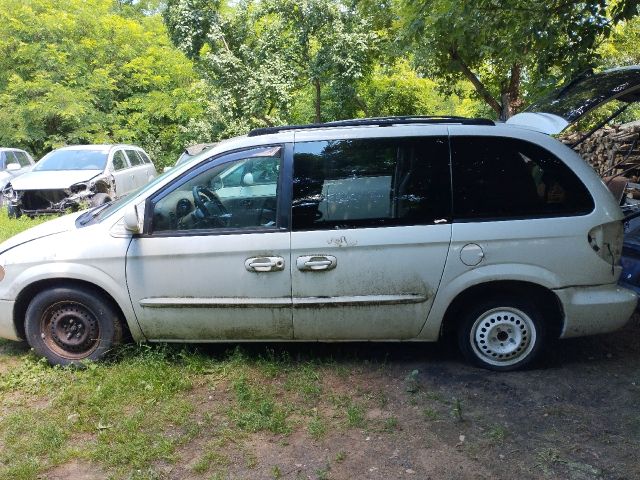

0,68,638,371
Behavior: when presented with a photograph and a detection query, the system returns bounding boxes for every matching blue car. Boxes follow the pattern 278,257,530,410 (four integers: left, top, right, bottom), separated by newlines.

620,207,640,297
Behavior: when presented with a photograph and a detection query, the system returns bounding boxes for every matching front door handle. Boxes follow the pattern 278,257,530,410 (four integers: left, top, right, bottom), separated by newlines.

297,255,337,272
245,256,285,272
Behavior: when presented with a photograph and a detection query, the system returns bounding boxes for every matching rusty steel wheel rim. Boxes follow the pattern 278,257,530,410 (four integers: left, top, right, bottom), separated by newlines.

39,301,101,360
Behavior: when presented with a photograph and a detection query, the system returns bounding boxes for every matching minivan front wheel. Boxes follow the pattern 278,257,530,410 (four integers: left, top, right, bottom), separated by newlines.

458,298,544,371
25,287,122,366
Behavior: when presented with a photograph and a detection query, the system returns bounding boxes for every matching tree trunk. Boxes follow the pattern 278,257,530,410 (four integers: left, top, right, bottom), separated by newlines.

450,49,502,117
314,78,321,123
499,64,522,121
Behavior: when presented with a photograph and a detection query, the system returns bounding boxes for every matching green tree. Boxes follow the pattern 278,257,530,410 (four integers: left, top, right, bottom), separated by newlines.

165,0,380,126
0,0,203,167
400,0,640,119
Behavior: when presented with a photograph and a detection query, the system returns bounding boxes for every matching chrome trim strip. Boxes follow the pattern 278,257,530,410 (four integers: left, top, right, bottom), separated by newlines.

140,294,427,309
293,294,427,307
140,297,292,308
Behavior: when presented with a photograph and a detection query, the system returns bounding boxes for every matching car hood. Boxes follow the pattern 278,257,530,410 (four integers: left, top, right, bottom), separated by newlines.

9,170,103,190
507,66,640,134
0,211,83,255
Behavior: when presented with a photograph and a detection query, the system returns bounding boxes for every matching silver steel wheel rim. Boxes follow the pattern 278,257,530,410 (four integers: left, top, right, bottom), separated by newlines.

469,307,537,367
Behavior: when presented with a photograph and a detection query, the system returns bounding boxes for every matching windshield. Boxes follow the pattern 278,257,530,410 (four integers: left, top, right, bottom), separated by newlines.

34,149,108,171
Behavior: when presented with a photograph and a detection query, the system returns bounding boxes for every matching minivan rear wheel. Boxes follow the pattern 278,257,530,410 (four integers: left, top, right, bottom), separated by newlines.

458,297,544,371
24,287,122,366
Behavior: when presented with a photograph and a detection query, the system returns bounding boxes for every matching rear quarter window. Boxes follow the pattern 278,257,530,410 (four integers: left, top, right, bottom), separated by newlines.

451,136,594,221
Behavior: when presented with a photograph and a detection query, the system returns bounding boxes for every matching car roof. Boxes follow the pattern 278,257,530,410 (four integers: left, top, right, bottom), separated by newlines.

54,144,144,151
247,116,495,137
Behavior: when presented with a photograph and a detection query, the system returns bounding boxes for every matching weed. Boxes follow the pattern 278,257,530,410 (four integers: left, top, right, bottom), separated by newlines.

423,408,439,420
229,374,291,434
335,451,347,462
450,397,464,422
383,417,399,432
405,369,420,393
316,463,331,479
271,465,283,479
346,403,365,428
285,363,322,402
487,424,507,442
192,450,230,474
308,413,327,439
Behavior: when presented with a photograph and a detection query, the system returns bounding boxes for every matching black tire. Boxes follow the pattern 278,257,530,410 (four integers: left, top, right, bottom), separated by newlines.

457,297,545,371
24,286,123,366
7,203,21,218
90,193,111,208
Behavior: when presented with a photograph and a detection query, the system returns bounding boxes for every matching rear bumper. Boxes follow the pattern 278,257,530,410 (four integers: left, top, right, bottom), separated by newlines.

0,299,19,341
555,284,637,338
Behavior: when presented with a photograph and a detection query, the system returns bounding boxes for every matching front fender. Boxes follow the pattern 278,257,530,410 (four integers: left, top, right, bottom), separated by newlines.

10,262,144,341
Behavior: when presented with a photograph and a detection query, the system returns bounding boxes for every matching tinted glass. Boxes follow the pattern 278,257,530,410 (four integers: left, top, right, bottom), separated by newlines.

112,151,128,171
126,150,143,166
152,146,281,232
527,67,640,122
292,137,451,230
451,136,594,220
34,149,108,171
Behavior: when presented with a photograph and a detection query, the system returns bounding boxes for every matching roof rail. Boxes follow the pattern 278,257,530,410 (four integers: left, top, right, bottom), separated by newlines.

247,116,495,137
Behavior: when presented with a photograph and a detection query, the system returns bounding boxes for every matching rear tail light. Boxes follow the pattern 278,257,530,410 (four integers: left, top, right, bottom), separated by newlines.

588,220,623,270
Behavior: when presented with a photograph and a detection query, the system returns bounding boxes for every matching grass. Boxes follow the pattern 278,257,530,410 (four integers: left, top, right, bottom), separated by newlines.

0,208,50,242
0,338,384,478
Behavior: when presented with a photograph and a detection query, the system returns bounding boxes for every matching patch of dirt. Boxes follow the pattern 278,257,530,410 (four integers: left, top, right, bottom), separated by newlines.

43,460,107,480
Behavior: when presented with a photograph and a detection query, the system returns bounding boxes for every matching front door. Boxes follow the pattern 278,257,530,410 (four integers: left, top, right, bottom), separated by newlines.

126,145,292,341
290,133,452,340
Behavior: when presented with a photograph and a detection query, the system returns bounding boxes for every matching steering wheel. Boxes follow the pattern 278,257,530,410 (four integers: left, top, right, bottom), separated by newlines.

192,185,229,225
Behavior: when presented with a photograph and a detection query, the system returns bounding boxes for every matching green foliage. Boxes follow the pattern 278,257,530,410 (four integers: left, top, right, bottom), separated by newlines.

399,0,640,118
0,208,50,242
0,0,204,168
163,0,479,129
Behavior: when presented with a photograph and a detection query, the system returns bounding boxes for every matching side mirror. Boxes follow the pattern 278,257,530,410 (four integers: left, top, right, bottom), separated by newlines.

163,166,173,173
123,205,141,233
6,163,20,172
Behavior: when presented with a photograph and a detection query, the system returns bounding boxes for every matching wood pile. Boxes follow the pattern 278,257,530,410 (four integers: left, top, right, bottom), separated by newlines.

560,123,640,178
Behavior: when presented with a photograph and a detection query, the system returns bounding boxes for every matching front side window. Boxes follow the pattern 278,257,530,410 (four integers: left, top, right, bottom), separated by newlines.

15,151,32,167
292,137,451,230
4,151,20,169
151,146,282,233
451,136,594,220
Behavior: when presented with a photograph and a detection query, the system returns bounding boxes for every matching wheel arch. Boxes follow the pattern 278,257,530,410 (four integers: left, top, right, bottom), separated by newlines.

13,278,133,342
439,280,564,341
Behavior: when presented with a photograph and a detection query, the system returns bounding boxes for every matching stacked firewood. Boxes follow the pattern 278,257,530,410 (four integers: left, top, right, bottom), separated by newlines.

560,123,640,177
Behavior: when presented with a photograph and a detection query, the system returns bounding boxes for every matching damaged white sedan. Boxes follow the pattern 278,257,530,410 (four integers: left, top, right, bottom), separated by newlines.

2,145,156,217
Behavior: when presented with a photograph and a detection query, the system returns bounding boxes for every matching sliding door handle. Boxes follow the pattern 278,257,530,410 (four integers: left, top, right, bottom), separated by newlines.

297,255,337,272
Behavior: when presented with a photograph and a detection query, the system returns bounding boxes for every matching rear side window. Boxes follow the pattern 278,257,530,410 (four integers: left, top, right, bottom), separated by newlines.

292,137,451,230
451,136,594,220
126,150,143,166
